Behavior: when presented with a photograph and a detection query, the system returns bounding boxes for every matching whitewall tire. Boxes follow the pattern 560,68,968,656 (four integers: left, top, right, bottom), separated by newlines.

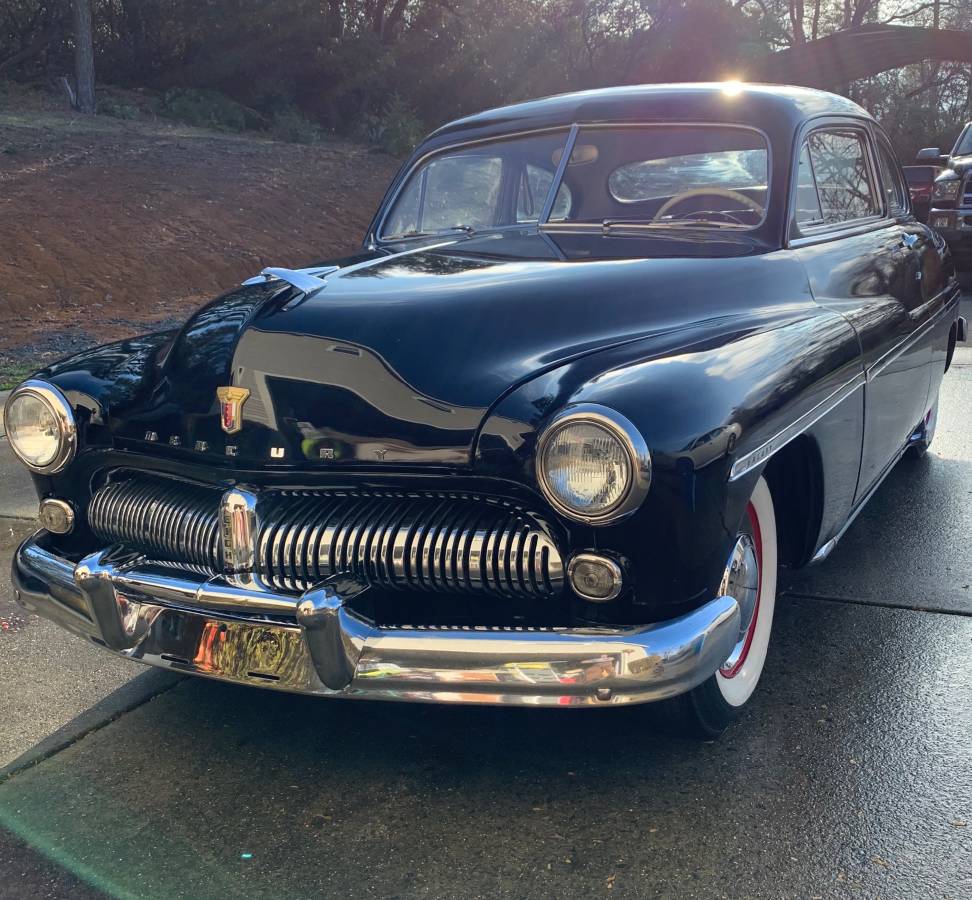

667,475,777,738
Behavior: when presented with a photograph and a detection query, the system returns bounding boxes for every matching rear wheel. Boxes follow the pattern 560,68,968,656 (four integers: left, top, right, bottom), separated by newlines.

904,394,939,460
666,476,778,739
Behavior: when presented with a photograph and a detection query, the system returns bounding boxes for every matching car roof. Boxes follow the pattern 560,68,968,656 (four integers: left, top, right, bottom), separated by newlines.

430,83,872,141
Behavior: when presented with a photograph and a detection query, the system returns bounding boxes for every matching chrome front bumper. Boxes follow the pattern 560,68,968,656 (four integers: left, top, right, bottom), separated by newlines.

11,532,740,707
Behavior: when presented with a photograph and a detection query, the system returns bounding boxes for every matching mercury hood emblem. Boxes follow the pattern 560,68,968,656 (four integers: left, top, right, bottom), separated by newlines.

216,386,250,435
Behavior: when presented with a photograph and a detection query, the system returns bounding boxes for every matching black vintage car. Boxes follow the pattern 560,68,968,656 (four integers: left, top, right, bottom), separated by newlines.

7,84,966,737
923,122,972,273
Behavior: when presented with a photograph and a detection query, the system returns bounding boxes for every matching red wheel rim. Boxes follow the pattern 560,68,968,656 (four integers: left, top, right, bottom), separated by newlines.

720,501,762,679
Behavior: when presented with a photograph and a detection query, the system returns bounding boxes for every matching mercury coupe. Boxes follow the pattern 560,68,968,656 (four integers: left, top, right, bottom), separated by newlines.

7,83,965,737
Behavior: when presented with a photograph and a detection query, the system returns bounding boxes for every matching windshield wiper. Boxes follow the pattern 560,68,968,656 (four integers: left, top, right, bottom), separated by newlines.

651,218,744,229
600,218,742,232
382,225,476,241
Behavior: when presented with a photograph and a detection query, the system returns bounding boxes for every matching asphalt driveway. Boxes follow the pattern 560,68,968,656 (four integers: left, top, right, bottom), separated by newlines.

0,305,970,899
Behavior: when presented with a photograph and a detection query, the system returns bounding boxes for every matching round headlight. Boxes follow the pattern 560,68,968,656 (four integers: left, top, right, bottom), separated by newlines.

537,405,650,524
3,381,77,474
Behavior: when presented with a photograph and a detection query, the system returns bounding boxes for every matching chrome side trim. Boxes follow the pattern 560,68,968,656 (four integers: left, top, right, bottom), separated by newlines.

729,373,865,481
730,287,960,482
867,289,961,380
12,537,741,707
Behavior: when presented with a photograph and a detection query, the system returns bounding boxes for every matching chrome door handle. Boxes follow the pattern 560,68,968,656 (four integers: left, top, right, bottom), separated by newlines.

900,233,919,250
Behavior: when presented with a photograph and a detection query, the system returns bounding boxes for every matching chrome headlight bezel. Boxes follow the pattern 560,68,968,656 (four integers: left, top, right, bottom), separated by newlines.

3,380,77,474
536,404,651,525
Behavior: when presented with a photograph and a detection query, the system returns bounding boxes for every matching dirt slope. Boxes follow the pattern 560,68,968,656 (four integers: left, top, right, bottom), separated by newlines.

0,107,400,377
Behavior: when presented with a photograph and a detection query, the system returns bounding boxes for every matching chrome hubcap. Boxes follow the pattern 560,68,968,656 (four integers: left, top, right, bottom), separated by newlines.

718,533,759,674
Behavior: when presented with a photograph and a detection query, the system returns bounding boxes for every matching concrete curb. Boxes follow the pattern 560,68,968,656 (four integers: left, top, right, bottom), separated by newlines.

0,441,37,521
0,669,185,783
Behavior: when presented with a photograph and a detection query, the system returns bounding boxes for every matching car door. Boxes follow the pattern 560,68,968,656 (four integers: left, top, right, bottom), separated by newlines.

871,127,953,423
789,119,934,504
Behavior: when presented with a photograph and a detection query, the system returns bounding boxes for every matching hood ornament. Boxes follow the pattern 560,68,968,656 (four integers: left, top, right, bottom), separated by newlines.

217,387,250,435
241,266,337,293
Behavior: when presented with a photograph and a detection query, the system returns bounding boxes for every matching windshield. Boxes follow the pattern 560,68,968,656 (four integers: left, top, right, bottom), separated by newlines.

379,124,769,240
954,125,972,157
381,130,572,240
569,125,768,228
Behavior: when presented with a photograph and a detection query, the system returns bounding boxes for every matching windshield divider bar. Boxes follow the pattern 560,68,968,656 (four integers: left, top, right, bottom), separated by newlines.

538,123,579,225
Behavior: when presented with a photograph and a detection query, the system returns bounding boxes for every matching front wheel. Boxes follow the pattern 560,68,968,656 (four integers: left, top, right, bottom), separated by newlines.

666,476,778,739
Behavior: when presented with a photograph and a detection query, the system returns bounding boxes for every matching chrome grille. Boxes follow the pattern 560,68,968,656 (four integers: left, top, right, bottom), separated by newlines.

258,489,564,596
87,475,565,599
89,476,222,569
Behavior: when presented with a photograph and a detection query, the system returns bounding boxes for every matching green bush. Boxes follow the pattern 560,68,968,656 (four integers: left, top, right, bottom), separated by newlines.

160,88,249,132
359,94,424,156
270,106,322,144
98,94,140,120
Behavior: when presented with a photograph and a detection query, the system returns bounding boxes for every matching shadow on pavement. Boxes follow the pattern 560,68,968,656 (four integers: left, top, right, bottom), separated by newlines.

1,597,970,899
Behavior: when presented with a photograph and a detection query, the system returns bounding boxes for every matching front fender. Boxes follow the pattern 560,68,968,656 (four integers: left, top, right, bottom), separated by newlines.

475,303,861,619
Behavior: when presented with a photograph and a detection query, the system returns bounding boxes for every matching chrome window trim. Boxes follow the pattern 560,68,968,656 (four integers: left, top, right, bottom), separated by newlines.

2,380,78,475
536,404,651,526
870,125,911,219
786,119,890,247
728,373,865,481
538,123,579,223
787,216,894,248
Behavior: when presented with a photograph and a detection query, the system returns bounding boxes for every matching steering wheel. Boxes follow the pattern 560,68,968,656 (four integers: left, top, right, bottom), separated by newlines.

654,187,764,222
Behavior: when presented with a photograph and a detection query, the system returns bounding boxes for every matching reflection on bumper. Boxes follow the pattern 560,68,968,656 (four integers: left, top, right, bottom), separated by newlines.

12,532,740,707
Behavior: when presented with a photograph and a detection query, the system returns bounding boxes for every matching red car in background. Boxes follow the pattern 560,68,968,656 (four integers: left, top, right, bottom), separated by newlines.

904,165,943,222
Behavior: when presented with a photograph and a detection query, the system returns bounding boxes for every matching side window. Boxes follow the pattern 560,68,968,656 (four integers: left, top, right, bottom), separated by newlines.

515,164,571,222
804,130,879,225
795,143,824,226
874,139,908,217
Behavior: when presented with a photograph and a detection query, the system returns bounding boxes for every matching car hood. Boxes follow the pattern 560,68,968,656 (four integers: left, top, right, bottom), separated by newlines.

945,154,972,176
107,230,769,468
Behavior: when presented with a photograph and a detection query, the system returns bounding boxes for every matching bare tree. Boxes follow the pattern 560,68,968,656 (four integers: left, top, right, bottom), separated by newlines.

72,0,96,113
